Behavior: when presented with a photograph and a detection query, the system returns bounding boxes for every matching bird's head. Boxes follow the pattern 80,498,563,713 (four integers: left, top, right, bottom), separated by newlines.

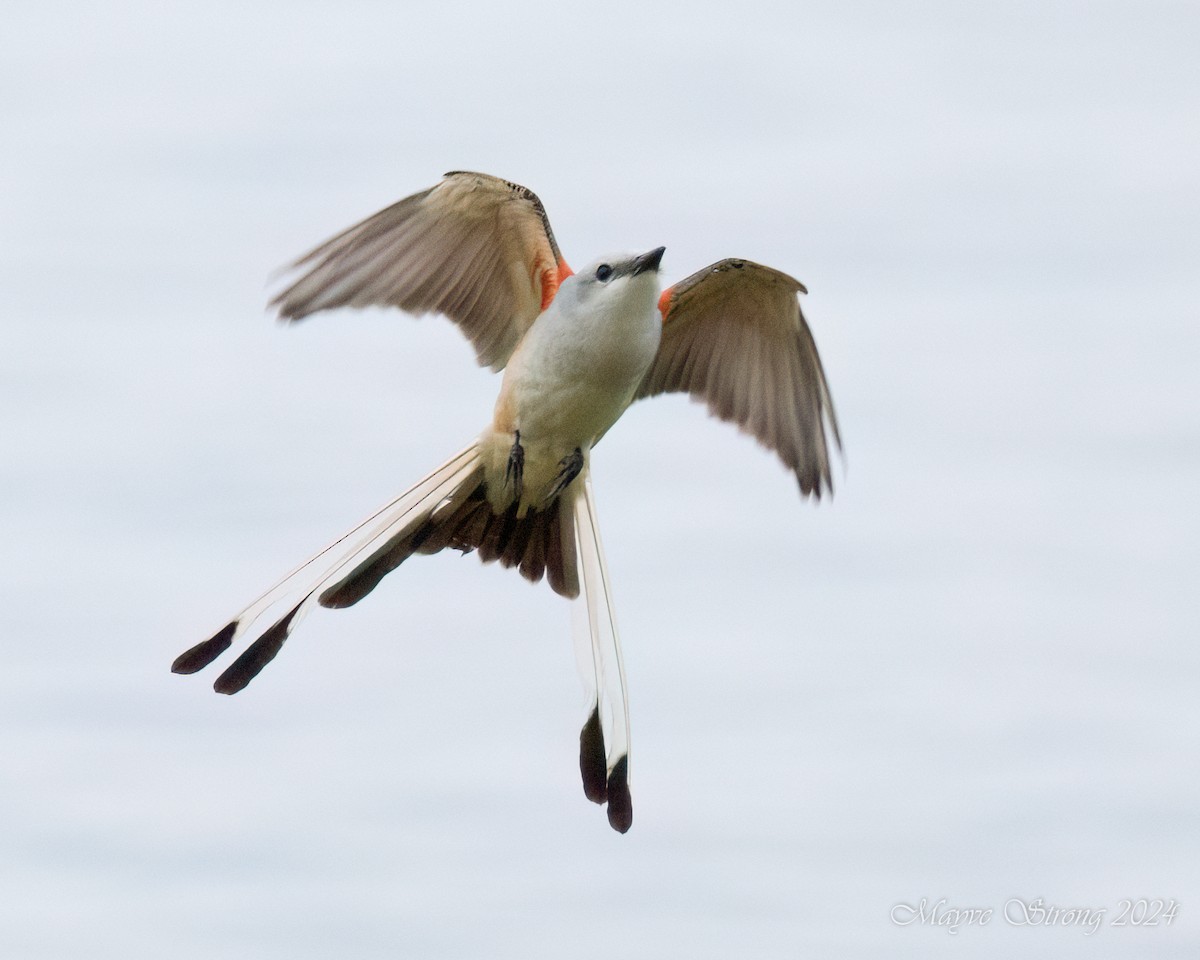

557,246,666,323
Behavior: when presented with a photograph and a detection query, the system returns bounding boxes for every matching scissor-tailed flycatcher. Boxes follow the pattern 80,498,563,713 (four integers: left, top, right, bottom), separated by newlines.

172,171,841,833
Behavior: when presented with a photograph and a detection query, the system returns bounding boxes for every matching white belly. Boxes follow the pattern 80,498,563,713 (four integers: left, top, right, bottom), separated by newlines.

482,277,662,509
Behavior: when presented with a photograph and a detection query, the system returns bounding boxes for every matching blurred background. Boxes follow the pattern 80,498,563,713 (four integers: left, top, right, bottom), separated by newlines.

2,1,1197,957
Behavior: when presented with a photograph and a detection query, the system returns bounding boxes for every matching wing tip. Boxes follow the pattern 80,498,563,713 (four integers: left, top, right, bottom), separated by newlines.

271,301,303,324
795,465,838,501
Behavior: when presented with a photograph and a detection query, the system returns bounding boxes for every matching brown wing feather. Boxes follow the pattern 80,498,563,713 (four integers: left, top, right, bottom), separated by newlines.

271,171,570,371
637,259,841,497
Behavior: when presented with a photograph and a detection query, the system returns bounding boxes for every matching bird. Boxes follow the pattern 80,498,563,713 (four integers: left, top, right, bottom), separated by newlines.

171,170,841,833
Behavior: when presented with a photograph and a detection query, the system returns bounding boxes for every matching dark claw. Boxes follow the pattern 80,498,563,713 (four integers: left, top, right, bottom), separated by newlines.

547,447,583,501
505,430,524,501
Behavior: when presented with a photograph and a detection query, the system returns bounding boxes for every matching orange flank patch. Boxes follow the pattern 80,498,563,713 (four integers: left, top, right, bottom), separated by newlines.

537,257,574,312
657,285,675,322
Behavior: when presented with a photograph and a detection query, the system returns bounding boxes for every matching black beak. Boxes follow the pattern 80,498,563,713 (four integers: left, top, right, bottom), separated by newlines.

632,246,666,276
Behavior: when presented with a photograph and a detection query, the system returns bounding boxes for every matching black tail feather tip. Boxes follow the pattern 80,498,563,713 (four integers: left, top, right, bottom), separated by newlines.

605,754,632,834
171,621,237,674
579,706,607,803
212,602,303,695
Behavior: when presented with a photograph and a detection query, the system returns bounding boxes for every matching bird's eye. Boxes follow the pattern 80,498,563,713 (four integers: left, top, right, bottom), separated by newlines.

595,264,613,282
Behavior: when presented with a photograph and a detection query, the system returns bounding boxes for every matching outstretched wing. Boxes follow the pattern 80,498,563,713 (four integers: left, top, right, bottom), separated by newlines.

636,259,841,497
272,171,573,371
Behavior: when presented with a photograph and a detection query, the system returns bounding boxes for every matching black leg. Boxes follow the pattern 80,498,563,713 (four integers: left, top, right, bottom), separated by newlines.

547,447,583,500
505,430,524,501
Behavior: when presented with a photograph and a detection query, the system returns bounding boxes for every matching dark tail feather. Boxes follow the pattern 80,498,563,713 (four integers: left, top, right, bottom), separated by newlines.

172,621,237,674
319,483,580,609
174,441,581,695
579,704,608,803
173,442,481,687
605,755,632,833
213,602,303,695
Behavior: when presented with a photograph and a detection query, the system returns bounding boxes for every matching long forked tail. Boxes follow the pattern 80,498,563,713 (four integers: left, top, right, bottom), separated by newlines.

572,474,633,833
171,440,580,694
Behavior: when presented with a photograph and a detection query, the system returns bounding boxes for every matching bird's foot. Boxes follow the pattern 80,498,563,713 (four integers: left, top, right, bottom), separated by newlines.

505,431,524,501
547,447,583,501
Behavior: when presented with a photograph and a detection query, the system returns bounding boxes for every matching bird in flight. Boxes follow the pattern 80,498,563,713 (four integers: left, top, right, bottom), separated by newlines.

171,171,841,833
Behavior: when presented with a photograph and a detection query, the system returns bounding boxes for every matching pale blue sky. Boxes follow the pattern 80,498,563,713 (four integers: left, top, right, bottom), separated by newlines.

3,1,1198,957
